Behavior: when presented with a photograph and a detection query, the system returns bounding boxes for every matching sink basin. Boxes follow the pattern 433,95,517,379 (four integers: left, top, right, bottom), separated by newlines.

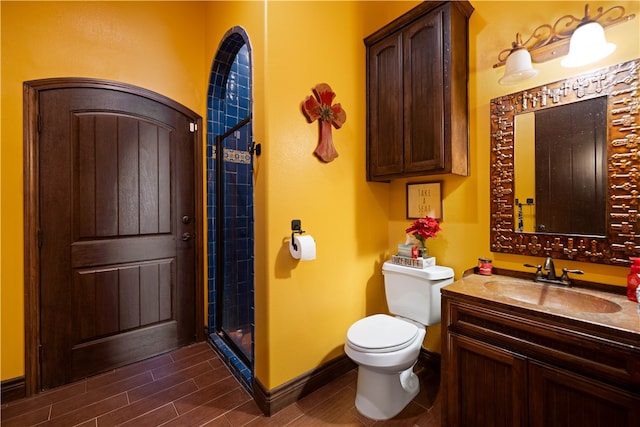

484,281,622,314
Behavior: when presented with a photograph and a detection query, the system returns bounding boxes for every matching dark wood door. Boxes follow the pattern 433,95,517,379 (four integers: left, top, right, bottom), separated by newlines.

402,8,444,174
445,334,527,427
367,32,404,179
529,361,639,427
534,96,607,235
38,86,197,389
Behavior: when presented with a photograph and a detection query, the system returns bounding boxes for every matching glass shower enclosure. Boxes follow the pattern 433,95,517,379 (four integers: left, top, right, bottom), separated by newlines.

215,115,254,366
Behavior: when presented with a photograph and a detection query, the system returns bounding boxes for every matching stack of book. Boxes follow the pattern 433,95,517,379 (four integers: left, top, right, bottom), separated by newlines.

391,244,436,269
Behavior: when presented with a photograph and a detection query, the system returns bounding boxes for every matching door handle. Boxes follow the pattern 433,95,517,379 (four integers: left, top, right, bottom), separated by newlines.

182,232,192,241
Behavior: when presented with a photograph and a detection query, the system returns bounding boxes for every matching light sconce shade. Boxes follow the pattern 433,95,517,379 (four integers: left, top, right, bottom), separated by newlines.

561,21,616,67
499,35,539,85
493,4,634,83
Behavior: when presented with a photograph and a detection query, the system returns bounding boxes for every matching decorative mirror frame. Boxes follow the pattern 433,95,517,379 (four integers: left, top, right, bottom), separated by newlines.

489,58,639,266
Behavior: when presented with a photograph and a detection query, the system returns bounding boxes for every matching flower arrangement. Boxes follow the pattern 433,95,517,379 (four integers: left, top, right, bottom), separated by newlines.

405,215,441,246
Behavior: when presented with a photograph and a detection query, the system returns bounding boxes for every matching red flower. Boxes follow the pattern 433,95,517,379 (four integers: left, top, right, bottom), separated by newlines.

301,83,347,163
405,216,441,244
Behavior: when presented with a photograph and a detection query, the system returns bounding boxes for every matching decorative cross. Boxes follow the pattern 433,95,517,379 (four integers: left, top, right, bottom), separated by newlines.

301,83,346,162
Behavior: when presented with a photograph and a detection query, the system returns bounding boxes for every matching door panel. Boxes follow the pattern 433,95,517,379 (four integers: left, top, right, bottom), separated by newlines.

368,33,404,178
403,10,444,172
529,361,639,427
534,96,607,235
75,115,172,238
39,87,196,389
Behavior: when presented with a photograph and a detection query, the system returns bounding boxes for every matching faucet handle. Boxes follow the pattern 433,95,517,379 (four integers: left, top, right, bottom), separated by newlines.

524,263,543,278
560,268,584,284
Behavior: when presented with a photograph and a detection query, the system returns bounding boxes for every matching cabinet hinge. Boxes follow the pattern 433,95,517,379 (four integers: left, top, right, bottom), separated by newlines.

189,122,197,133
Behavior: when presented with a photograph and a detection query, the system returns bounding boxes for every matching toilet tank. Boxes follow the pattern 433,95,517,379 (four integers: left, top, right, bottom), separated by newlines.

382,261,454,326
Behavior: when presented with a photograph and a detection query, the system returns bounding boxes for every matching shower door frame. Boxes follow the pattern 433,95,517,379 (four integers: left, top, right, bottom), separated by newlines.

214,114,253,368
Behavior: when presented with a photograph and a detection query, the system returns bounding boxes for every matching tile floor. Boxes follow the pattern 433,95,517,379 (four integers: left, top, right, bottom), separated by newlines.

1,342,442,426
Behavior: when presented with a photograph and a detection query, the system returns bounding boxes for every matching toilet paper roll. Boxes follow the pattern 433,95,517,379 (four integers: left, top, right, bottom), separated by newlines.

289,235,316,261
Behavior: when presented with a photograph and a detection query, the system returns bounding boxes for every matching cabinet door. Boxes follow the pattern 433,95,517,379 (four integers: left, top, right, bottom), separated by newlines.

529,361,640,427
403,9,445,173
446,334,528,427
367,32,403,179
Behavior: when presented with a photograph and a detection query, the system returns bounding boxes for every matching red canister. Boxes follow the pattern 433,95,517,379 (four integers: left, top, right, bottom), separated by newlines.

478,258,493,275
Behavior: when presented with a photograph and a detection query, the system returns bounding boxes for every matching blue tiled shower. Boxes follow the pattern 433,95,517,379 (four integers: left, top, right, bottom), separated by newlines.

207,27,254,391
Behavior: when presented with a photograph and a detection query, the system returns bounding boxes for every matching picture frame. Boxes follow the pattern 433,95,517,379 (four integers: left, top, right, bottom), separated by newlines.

406,182,442,219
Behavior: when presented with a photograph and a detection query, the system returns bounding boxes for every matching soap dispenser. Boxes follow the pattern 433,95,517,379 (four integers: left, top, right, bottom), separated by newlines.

626,257,640,302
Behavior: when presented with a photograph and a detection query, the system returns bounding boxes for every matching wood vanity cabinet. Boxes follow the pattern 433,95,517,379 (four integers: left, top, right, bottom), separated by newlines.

364,1,473,181
441,294,640,427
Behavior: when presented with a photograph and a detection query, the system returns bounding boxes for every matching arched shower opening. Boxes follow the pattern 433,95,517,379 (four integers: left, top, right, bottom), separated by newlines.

206,27,254,391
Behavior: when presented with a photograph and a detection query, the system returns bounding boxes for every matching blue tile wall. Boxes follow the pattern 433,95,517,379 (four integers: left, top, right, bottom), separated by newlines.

206,28,254,386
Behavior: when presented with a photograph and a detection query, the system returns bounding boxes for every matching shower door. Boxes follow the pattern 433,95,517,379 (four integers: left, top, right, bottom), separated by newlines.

215,116,254,364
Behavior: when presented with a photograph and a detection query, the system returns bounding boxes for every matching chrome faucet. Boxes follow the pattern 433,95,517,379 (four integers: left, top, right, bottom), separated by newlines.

524,257,584,286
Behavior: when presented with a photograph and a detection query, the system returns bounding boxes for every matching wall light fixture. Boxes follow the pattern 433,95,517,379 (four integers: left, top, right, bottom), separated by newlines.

498,33,539,85
494,3,635,84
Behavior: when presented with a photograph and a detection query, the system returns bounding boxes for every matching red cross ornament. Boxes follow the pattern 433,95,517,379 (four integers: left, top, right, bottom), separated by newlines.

301,83,347,163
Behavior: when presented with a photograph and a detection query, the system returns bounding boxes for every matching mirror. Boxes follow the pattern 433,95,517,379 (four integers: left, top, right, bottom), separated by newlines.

514,96,608,235
490,58,639,266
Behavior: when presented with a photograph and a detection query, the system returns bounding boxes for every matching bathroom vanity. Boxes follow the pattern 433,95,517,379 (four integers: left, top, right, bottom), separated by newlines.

441,272,640,427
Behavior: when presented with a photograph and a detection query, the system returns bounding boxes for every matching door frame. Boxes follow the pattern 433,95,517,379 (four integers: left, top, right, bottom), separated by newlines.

23,78,204,396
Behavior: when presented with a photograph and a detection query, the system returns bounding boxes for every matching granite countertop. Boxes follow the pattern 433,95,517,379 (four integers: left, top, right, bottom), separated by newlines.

442,273,640,344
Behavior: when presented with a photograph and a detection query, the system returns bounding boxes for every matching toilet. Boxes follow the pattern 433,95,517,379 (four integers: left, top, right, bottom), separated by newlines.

344,261,454,420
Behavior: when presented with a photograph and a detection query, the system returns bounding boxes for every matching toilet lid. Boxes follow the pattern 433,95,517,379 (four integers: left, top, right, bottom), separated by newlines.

346,314,419,353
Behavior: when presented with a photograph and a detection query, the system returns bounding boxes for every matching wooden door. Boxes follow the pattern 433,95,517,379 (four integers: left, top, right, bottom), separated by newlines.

35,83,199,390
366,32,404,180
534,96,607,235
402,8,444,174
445,334,528,427
529,361,639,427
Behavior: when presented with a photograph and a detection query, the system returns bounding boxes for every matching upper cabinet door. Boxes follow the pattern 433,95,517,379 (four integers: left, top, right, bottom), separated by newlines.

367,33,404,178
403,10,444,173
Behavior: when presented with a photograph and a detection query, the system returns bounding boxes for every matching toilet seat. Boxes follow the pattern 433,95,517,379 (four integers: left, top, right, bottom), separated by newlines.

346,314,419,353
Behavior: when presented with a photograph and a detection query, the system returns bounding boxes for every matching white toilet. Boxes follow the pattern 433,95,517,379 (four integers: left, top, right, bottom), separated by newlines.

344,261,454,420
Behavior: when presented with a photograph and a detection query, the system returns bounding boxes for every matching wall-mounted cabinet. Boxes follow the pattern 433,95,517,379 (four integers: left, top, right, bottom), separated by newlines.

365,1,473,181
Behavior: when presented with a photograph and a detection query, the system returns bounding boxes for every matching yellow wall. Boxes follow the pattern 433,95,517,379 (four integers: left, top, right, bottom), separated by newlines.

390,0,640,279
464,0,640,282
388,0,639,352
514,113,536,232
204,0,422,390
2,0,639,393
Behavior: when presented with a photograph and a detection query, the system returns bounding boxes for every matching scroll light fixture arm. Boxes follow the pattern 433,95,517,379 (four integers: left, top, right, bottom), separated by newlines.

291,219,305,251
493,3,635,69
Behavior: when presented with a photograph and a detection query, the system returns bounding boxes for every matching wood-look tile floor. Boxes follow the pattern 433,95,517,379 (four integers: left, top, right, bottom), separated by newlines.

1,342,442,426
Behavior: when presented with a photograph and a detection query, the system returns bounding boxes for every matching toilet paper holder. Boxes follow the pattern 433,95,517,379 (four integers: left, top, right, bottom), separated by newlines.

291,219,305,251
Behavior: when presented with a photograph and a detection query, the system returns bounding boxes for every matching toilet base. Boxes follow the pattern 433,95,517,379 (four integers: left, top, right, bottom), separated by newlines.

354,363,420,420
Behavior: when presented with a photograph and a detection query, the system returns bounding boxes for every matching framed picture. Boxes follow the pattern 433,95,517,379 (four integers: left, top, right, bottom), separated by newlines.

406,182,442,219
